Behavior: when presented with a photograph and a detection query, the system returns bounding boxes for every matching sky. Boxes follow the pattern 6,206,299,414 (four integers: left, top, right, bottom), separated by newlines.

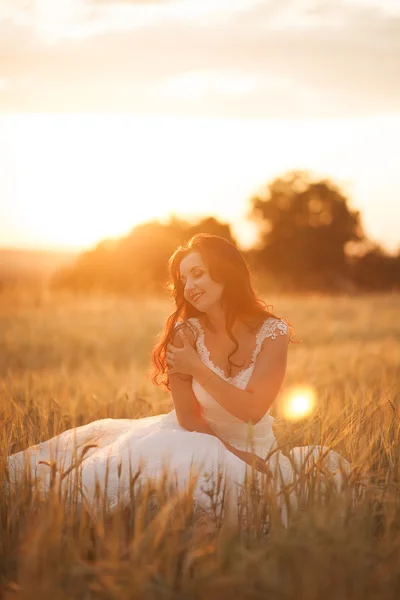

0,0,399,252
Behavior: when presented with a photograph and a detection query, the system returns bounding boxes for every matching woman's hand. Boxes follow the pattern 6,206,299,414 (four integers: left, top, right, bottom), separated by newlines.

167,330,202,377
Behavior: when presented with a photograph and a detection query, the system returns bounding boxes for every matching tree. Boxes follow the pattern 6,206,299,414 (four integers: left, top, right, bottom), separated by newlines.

350,244,400,291
249,171,365,290
51,216,237,295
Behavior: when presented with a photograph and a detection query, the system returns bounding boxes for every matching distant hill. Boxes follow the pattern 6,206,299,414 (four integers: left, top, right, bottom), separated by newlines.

0,247,79,285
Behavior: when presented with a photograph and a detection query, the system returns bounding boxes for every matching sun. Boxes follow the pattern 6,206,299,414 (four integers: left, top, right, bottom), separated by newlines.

8,115,197,250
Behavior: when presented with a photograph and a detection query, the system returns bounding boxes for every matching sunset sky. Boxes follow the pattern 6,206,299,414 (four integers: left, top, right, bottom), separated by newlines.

0,0,399,252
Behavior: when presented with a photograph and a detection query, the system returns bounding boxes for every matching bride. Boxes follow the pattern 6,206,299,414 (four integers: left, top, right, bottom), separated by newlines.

7,233,349,523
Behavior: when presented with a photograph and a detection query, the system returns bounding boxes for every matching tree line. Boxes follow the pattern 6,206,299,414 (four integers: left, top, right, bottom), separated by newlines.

52,170,400,295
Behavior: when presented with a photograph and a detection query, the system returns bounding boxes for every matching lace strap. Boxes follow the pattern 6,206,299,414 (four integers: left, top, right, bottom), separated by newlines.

185,317,201,334
174,319,201,344
251,318,289,363
186,317,211,364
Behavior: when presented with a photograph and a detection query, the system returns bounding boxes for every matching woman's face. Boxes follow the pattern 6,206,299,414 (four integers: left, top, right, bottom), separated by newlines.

179,251,224,312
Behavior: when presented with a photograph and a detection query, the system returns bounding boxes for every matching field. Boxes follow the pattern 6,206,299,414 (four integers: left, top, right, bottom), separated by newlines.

0,248,78,287
1,287,400,599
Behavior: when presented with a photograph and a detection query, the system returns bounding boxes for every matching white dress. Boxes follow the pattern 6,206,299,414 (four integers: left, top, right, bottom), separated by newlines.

7,317,349,524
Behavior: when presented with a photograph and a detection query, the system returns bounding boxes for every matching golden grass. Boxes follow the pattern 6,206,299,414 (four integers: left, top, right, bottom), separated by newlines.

1,287,400,599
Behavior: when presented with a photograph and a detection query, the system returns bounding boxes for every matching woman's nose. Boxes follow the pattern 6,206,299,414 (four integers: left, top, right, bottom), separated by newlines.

184,279,195,293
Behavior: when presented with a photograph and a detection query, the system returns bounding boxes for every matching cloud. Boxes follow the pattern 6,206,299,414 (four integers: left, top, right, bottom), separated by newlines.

0,0,399,116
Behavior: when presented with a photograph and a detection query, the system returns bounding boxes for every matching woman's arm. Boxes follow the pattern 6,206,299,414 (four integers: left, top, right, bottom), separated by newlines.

168,326,203,428
169,327,270,473
169,325,229,433
191,327,290,425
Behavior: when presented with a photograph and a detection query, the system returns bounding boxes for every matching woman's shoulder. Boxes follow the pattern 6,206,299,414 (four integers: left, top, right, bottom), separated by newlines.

174,317,200,332
172,319,198,347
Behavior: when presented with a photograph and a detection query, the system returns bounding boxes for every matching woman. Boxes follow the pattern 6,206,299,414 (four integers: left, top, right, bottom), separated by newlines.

7,234,349,523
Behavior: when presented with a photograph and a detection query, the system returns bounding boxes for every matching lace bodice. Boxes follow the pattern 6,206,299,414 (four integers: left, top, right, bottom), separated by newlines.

187,316,288,390
183,316,289,455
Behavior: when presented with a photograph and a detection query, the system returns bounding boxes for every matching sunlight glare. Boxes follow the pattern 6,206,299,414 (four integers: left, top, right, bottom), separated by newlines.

2,114,400,253
281,385,316,421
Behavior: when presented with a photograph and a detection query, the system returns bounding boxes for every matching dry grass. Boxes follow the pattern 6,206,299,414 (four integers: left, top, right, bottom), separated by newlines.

1,287,400,599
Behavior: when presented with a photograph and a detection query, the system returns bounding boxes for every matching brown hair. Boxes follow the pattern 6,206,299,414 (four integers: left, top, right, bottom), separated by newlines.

151,233,294,390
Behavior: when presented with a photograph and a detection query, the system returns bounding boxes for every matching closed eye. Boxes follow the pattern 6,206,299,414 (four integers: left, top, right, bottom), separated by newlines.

180,269,204,284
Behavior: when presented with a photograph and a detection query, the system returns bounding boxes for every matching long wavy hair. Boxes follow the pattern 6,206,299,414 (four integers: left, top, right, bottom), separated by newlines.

151,233,295,390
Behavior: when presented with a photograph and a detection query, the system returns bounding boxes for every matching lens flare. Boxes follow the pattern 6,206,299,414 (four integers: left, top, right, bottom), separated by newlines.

281,385,316,421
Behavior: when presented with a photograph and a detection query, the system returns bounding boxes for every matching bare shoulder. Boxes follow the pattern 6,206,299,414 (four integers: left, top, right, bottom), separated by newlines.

247,318,291,413
171,320,197,349
248,318,290,387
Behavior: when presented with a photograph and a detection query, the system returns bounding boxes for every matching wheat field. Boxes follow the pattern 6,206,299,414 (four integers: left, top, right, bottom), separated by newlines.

1,287,400,599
